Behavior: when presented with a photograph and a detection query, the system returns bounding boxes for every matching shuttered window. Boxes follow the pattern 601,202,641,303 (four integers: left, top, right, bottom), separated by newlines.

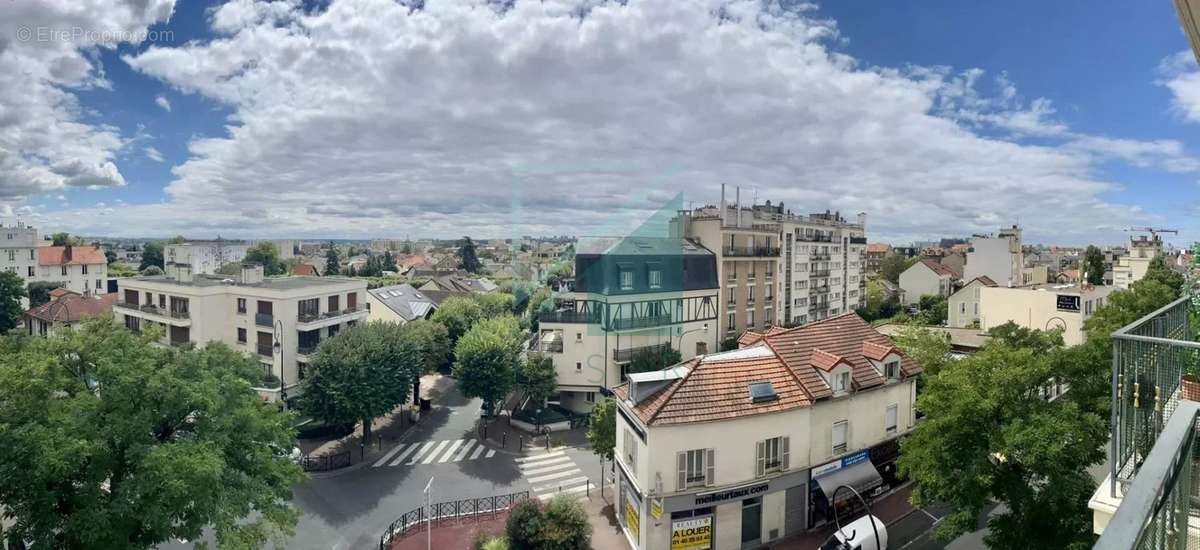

886,404,898,435
833,421,848,454
676,449,715,491
757,437,789,477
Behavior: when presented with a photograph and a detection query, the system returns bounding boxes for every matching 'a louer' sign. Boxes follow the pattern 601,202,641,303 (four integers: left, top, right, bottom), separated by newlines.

671,517,712,550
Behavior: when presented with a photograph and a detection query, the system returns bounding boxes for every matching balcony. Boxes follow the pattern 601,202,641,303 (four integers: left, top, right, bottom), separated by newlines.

297,342,320,357
810,253,831,261
723,246,780,258
296,306,368,330
114,301,191,327
849,236,867,245
796,234,833,243
811,269,831,278
610,315,674,331
538,310,599,324
613,342,672,363
256,313,274,327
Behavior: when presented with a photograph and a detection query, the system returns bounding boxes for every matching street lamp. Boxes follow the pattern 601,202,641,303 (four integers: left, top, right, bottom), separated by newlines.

272,319,287,409
675,323,709,353
824,484,880,550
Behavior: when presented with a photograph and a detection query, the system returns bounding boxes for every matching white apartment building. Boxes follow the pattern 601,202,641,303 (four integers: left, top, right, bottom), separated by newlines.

675,187,866,338
979,283,1116,346
165,240,250,275
963,225,1024,288
898,259,955,306
114,263,368,402
37,246,109,296
536,236,719,413
1112,234,1163,289
611,313,920,550
0,221,39,285
947,276,996,328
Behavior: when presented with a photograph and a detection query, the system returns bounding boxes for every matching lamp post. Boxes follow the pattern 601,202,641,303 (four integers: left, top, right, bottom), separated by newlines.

272,319,287,410
674,323,709,354
826,484,879,550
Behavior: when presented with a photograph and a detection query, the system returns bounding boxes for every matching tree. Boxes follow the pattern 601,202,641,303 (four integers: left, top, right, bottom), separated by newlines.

401,240,413,255
0,272,26,333
216,261,243,276
324,243,340,276
627,345,683,374
0,317,304,549
1082,245,1105,285
400,320,452,373
458,236,481,273
382,250,398,272
916,294,948,325
431,296,485,343
520,353,557,406
537,494,591,549
856,278,901,322
140,265,164,276
104,248,117,265
505,500,544,550
139,241,164,271
166,235,186,244
987,321,1064,353
452,316,520,412
50,232,75,246
586,398,616,462
1143,255,1184,296
879,253,914,284
245,241,285,276
474,292,516,318
890,325,952,377
899,341,1105,549
299,321,414,441
26,281,65,308
545,262,573,289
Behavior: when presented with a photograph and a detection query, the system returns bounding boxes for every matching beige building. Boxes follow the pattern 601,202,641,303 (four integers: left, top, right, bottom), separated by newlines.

1112,234,1163,289
947,276,997,329
37,245,109,297
898,259,955,306
963,226,1024,288
536,236,718,413
114,263,367,402
611,313,920,550
978,283,1116,346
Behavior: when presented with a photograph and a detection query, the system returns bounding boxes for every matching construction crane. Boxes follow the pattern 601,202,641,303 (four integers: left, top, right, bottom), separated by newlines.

1126,227,1179,242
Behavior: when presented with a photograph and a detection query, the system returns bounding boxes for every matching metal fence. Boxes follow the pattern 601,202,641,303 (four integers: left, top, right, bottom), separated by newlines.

1095,401,1200,550
301,450,352,472
378,491,530,550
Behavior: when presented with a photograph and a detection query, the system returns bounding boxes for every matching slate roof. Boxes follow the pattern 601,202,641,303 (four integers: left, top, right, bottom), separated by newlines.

368,283,438,322
38,246,106,266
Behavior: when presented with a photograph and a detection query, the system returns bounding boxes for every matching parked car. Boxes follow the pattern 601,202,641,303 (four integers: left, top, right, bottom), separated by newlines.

820,514,888,550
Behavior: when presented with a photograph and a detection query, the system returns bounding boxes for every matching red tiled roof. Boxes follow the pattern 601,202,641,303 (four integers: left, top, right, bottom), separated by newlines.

738,331,764,346
49,288,78,298
919,258,957,278
971,275,998,287
809,349,847,372
865,243,891,254
612,347,812,426
861,341,898,362
24,293,117,323
291,263,318,276
38,246,106,266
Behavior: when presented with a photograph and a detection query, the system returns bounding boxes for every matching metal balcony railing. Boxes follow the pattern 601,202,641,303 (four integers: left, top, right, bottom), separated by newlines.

255,313,274,327
723,246,780,257
168,309,190,320
537,310,599,324
810,253,831,261
849,236,867,245
796,234,833,243
298,343,319,355
610,315,673,331
298,306,365,323
613,342,673,363
811,270,831,278
116,301,139,310
1094,400,1200,550
541,341,563,353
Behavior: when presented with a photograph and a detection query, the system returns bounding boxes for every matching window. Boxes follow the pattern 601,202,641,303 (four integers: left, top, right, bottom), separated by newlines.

576,332,582,341
755,436,789,477
328,295,340,312
677,448,714,489
747,285,755,303
726,311,735,332
960,302,966,314
885,360,900,379
746,309,754,326
726,287,735,305
833,421,848,454
586,392,595,403
696,341,708,355
327,324,340,338
624,430,638,474
834,370,850,394
619,268,634,290
237,328,247,343
27,266,34,277
885,404,898,435
5,250,12,261
237,298,247,314
82,264,88,275
727,263,736,280
95,279,101,291
61,266,67,276
28,249,33,260
575,362,582,372
648,268,662,289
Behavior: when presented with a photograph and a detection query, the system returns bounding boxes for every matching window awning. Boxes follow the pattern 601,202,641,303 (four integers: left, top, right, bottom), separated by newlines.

815,459,884,503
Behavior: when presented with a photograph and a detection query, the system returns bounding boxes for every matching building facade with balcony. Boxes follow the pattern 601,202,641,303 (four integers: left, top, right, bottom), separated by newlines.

114,262,367,402
610,313,920,550
536,236,719,413
1113,234,1164,290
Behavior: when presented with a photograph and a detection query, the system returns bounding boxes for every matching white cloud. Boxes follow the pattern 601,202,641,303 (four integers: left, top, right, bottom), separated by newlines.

25,0,1195,243
144,146,165,162
155,95,172,112
1159,50,1200,123
0,0,174,212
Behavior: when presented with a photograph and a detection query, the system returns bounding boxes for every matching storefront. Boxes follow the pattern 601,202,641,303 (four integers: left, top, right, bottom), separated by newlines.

618,464,644,550
808,446,890,527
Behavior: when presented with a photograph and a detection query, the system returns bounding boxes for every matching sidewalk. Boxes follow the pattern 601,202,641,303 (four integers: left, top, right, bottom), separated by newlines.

478,412,591,456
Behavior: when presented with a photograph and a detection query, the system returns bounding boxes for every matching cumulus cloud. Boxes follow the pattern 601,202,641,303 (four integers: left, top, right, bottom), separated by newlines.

155,95,171,112
1159,50,1200,123
144,146,165,162
0,0,173,214
24,0,1194,242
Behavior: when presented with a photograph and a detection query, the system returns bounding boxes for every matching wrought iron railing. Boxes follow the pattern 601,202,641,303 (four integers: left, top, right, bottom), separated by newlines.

1095,400,1200,550
723,246,780,257
1111,297,1198,497
610,314,673,331
378,491,530,550
538,310,599,324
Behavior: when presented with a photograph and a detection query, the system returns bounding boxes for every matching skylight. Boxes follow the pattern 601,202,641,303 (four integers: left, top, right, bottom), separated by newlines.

749,381,778,403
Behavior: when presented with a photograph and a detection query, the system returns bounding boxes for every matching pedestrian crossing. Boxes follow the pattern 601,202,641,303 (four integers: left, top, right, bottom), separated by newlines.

371,438,497,468
516,449,591,501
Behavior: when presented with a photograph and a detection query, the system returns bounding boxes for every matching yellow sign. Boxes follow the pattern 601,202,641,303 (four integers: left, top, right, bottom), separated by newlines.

650,498,663,520
624,499,641,539
671,517,712,550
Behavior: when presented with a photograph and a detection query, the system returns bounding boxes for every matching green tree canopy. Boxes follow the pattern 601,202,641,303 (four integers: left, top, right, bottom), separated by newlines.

458,236,481,273
879,253,915,284
545,262,573,289
104,248,117,265
0,272,26,333
1082,245,1105,285
399,319,452,374
586,398,616,462
627,345,683,374
324,243,340,276
916,294,948,325
50,232,78,246
139,241,164,271
890,325,952,378
474,292,516,318
140,265,164,276
1143,255,1184,295
25,280,65,308
298,321,415,440
431,296,485,343
245,241,285,276
452,316,521,411
520,353,557,406
0,317,303,549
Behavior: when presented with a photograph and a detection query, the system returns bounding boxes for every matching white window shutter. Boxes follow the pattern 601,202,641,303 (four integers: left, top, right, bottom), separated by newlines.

782,437,791,471
677,452,686,491
705,448,715,486
756,440,766,477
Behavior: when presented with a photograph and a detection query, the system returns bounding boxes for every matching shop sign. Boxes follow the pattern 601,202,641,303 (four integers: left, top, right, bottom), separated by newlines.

812,450,870,479
671,516,713,550
1056,294,1080,312
650,498,663,520
694,482,768,505
623,481,641,540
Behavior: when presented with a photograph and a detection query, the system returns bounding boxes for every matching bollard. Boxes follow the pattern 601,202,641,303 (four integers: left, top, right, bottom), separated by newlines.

520,436,524,449
360,442,365,460
502,432,507,448
377,435,382,450
586,480,590,498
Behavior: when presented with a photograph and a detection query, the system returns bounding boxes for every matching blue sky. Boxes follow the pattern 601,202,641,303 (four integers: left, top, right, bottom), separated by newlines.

5,0,1200,246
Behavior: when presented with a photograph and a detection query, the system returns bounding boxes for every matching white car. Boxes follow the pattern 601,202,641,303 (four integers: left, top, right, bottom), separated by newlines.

820,514,888,550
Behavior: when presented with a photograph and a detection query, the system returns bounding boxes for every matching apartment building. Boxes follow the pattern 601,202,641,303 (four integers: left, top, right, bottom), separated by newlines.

37,245,109,296
898,259,956,306
114,263,367,403
536,236,718,413
165,239,250,274
978,283,1116,346
962,225,1024,288
674,187,867,338
864,243,890,276
610,313,920,550
947,276,996,328
0,221,39,285
1112,234,1163,289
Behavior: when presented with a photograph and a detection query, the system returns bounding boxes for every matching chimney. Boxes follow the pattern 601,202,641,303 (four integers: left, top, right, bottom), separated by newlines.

240,263,264,285
721,183,727,226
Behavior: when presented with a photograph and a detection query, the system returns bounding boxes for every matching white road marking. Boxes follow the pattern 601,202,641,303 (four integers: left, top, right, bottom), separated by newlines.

437,440,465,463
372,443,406,468
453,439,477,462
532,476,589,493
486,449,496,458
405,442,436,465
522,462,578,477
517,455,572,470
469,444,486,460
536,484,590,499
513,450,565,463
388,443,423,466
527,469,583,484
421,440,451,464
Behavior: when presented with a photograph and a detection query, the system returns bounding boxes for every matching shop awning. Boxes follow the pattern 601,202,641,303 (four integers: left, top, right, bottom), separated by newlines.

815,459,884,503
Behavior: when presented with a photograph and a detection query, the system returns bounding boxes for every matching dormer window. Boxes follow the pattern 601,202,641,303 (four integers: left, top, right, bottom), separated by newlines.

834,370,850,394
885,360,900,380
618,264,634,290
